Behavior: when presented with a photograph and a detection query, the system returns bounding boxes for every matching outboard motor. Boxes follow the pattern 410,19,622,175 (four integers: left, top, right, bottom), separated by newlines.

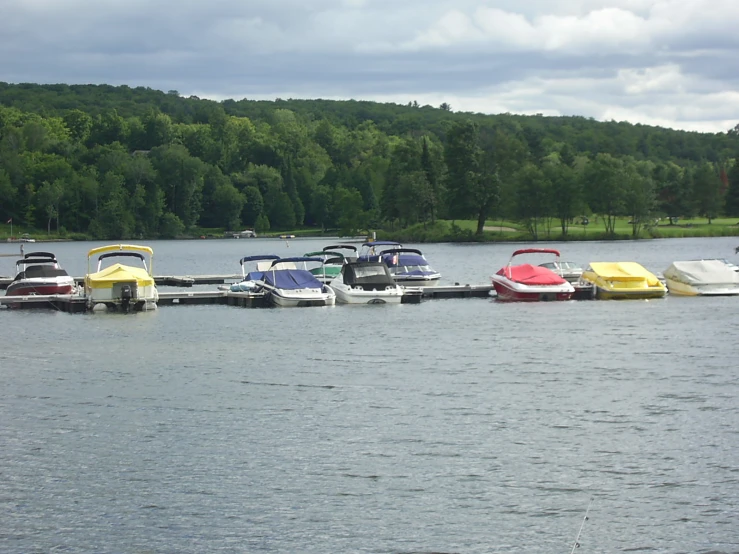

120,284,133,313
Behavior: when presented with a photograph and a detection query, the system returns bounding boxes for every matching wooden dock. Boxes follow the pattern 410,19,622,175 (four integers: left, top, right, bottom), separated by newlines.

0,282,490,312
0,274,243,290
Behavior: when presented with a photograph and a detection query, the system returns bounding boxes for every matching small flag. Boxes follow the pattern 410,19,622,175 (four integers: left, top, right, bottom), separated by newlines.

6,218,11,224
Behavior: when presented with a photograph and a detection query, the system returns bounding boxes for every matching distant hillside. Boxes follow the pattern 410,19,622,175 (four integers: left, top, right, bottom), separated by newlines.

2,81,739,242
1,81,736,163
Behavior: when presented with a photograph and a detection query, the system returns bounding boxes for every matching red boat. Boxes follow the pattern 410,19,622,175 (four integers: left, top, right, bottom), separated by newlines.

491,248,575,302
5,252,77,297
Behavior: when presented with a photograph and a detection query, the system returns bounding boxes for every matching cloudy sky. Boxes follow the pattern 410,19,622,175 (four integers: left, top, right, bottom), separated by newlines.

3,0,739,133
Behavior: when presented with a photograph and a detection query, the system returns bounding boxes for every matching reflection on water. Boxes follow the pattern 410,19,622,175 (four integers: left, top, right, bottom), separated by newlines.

1,237,739,553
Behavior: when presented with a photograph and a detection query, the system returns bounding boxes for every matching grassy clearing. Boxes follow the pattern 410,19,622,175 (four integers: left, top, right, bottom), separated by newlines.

3,216,739,244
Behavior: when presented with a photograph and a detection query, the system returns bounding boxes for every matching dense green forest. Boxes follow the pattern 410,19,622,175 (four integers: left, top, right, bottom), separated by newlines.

2,81,739,241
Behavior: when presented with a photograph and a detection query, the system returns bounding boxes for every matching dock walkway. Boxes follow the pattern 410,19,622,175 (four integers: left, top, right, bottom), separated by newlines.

0,279,494,312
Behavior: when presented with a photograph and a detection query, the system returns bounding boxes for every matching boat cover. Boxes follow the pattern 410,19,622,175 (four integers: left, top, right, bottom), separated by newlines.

497,264,567,285
664,260,739,285
264,269,323,290
87,263,154,286
342,262,396,287
244,271,266,281
588,262,661,284
13,265,70,281
381,253,427,267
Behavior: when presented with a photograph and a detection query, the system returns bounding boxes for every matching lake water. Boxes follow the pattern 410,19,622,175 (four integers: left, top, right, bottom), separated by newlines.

2,237,739,553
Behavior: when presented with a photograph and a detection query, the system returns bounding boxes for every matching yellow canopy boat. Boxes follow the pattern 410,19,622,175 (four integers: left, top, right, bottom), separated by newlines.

84,244,158,311
580,262,667,300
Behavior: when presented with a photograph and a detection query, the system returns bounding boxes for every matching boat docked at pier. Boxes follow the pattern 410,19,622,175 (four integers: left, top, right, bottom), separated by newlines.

5,252,77,298
579,262,667,300
227,255,281,293
491,248,575,301
329,261,404,304
538,260,583,284
84,244,158,312
261,257,336,307
358,241,441,286
304,250,346,284
663,259,739,296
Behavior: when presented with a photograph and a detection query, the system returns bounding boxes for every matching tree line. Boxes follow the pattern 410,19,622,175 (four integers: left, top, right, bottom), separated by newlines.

1,82,739,240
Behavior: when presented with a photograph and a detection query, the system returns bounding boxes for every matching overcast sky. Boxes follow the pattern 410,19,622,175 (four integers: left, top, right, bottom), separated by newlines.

3,0,739,133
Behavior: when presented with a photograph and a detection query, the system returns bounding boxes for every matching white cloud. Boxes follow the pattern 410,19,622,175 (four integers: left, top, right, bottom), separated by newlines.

0,0,737,133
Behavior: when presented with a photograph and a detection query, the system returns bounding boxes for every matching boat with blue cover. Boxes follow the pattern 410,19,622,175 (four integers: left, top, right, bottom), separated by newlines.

358,241,441,287
261,257,336,307
228,255,281,292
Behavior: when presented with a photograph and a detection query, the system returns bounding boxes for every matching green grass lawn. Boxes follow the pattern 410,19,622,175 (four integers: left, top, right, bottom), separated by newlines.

3,216,739,243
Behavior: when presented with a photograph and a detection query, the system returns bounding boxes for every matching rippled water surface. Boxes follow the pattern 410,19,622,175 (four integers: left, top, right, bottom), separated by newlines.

2,237,739,553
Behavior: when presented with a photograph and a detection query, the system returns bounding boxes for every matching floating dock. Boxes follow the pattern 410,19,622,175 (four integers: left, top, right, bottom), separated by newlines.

0,279,491,312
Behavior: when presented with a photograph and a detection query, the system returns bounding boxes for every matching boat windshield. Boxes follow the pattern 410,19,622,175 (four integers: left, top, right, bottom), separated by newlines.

391,263,436,276
352,264,391,279
97,252,148,273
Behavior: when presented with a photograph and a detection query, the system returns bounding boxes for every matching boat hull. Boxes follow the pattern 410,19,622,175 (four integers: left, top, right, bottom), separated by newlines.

664,279,739,296
331,284,403,304
491,276,574,302
580,262,667,300
393,274,441,287
267,287,336,307
592,285,666,300
85,282,159,311
6,279,76,297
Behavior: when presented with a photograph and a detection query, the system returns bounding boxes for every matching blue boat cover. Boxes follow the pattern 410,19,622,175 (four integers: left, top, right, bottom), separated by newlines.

382,253,428,267
264,269,323,290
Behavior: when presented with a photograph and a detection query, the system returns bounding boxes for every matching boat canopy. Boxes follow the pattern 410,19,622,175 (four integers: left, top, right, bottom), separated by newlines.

362,240,401,248
587,262,661,284
87,244,154,258
24,251,56,260
239,255,280,266
342,262,395,287
323,244,358,252
263,269,323,290
511,248,561,258
269,256,325,267
98,251,145,262
359,241,403,262
664,259,739,285
498,264,567,285
379,247,423,256
304,251,345,261
17,257,57,266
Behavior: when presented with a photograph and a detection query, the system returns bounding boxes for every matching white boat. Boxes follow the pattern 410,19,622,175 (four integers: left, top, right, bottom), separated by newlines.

84,244,158,312
710,258,739,272
261,256,336,307
663,259,739,296
329,261,404,304
358,241,441,286
538,260,583,284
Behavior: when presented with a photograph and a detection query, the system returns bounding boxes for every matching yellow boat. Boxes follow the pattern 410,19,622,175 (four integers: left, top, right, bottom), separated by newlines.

579,262,667,300
84,244,158,312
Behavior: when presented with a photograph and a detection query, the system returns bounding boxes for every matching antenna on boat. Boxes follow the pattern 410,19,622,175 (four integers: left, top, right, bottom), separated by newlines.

569,497,593,554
